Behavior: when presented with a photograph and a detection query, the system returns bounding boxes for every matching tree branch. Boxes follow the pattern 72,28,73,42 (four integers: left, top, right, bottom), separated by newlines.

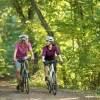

30,0,54,36
12,0,26,23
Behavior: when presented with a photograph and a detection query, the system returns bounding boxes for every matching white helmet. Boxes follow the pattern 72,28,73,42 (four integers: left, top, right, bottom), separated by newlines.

46,36,54,42
19,34,28,41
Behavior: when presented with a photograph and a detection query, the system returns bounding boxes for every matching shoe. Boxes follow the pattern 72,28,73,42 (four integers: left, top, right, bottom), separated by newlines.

16,84,19,90
45,76,48,81
28,73,30,78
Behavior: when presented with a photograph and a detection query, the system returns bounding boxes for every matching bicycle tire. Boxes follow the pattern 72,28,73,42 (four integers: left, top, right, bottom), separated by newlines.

25,78,29,94
48,81,52,93
52,72,56,84
52,83,57,95
20,78,24,92
52,72,57,95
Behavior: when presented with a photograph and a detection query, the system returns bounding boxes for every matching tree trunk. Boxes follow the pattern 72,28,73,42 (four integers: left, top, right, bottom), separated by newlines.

30,0,54,36
12,0,26,23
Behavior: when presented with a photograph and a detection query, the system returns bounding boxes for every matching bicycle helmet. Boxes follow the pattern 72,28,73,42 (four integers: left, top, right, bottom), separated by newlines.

19,34,28,41
46,36,54,42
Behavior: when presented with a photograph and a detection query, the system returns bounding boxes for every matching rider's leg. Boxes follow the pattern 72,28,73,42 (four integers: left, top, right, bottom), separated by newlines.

15,61,21,89
44,61,49,81
44,66,49,81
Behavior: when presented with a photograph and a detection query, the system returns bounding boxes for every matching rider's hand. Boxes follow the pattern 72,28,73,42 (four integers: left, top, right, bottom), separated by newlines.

42,59,45,62
42,56,45,62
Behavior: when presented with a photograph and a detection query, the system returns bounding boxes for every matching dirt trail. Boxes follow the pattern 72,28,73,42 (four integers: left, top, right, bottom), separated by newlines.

0,80,100,100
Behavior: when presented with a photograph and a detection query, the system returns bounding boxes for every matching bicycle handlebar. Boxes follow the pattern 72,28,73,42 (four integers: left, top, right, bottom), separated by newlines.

44,60,63,65
17,57,31,63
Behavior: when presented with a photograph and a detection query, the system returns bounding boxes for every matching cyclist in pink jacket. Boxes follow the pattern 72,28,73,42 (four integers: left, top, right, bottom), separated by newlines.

13,34,34,90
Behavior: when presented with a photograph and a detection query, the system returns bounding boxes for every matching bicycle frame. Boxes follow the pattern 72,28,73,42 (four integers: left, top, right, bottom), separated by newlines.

21,62,28,78
17,58,29,94
47,60,57,95
50,63,55,84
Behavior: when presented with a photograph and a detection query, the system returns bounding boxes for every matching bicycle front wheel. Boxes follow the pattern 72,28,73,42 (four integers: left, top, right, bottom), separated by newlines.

25,78,29,94
48,81,52,93
20,79,24,92
52,83,57,95
52,72,57,95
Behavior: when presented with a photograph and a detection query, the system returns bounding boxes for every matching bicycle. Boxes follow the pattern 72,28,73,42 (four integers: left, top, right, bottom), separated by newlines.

45,60,57,95
17,57,30,94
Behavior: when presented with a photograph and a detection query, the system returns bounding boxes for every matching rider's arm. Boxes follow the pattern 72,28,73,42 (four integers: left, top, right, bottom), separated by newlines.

28,43,34,60
58,54,63,62
42,47,46,62
42,56,45,62
13,44,18,62
14,49,17,61
30,50,34,60
55,45,63,62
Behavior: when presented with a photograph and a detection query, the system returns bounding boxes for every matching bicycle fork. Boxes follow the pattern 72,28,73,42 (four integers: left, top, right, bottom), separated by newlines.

50,63,55,84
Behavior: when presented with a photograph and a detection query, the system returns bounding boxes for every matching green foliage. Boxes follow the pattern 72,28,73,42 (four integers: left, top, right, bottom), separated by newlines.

0,0,100,93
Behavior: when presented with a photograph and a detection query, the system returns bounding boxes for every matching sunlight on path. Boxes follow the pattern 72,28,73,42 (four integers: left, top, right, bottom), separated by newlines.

60,97,80,100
